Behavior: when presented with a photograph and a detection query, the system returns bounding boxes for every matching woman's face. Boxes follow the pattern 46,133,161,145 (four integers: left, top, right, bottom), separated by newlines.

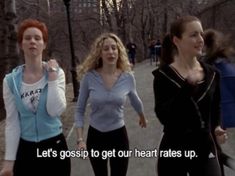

21,27,46,58
101,37,119,66
174,21,204,58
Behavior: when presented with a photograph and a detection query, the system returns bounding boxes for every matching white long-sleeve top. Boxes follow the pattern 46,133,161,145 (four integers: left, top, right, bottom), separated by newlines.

3,68,66,160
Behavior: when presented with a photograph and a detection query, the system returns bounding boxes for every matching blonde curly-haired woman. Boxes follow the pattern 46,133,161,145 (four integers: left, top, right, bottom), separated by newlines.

74,33,147,176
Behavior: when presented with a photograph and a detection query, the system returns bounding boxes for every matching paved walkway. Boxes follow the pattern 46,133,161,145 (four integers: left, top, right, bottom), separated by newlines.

66,60,235,176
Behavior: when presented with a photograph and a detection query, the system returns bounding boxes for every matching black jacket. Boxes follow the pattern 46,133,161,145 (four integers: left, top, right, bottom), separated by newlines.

152,62,221,135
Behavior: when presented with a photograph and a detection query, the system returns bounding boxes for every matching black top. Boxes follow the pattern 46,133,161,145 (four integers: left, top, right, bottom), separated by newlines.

126,42,137,54
152,61,221,135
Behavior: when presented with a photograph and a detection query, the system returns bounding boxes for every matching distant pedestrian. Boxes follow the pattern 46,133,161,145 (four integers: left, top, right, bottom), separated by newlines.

148,40,156,65
126,41,137,66
74,33,147,176
0,19,70,176
152,16,227,176
155,39,162,66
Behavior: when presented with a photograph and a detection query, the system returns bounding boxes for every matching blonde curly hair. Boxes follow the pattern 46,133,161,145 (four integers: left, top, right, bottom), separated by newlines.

77,33,132,80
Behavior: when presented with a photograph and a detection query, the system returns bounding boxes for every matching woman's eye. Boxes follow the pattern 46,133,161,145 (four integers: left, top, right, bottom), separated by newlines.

111,46,117,50
24,36,31,40
35,36,41,40
103,47,109,51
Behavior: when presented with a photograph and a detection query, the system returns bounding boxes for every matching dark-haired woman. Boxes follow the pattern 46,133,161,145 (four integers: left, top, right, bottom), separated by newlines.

152,16,227,176
203,28,235,175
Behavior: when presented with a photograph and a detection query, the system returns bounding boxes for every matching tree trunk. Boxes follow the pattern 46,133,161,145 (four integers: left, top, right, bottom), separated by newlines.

101,0,113,31
5,0,18,59
0,0,18,120
0,0,5,120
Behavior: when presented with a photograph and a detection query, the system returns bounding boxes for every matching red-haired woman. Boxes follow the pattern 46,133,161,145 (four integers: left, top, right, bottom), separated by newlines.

0,19,70,176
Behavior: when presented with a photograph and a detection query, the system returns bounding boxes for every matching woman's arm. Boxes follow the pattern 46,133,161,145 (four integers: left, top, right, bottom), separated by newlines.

74,74,90,149
3,78,21,161
47,68,66,117
128,73,147,127
0,78,21,176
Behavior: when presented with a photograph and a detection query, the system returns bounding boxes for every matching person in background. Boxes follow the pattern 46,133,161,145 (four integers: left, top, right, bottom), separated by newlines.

126,40,137,67
152,16,227,176
148,39,156,65
75,32,147,176
155,39,162,66
203,28,235,128
0,19,70,176
203,28,235,174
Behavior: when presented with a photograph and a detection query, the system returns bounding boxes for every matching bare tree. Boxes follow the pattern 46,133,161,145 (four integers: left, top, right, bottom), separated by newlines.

0,1,6,57
0,0,18,120
5,0,18,59
101,0,113,31
0,0,6,120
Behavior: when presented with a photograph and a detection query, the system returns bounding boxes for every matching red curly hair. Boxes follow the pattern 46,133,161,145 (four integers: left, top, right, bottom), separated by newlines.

17,19,48,44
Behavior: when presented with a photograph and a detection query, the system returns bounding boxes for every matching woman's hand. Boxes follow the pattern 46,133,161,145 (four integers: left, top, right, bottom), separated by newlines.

46,59,59,81
139,114,147,128
77,140,86,151
77,140,88,159
0,160,14,176
215,126,228,144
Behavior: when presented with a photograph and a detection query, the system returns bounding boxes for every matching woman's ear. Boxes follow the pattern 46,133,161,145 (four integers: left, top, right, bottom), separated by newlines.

43,43,47,50
172,36,180,47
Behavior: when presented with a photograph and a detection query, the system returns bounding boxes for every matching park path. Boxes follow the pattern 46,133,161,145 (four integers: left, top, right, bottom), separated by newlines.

67,60,161,176
66,60,235,176
1,60,233,175
67,61,235,176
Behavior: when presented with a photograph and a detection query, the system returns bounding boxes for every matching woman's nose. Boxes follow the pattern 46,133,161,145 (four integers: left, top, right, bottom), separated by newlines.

107,47,114,53
199,34,204,42
29,37,36,43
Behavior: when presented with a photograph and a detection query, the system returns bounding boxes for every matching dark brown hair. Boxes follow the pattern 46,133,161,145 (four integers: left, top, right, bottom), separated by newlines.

203,29,235,63
160,16,201,66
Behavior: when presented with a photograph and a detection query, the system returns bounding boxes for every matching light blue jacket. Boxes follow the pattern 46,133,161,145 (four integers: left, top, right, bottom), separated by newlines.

75,70,144,132
5,65,62,142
